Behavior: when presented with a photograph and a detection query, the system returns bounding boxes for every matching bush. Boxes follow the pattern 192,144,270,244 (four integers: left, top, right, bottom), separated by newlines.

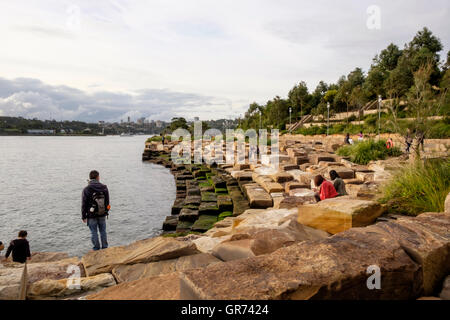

336,139,402,165
379,159,450,216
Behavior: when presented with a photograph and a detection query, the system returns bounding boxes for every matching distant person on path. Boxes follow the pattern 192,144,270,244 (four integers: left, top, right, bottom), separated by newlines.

3,231,31,263
416,130,425,152
386,138,394,149
358,131,364,141
82,170,110,251
313,175,339,202
344,133,351,145
330,170,348,196
405,130,413,153
161,133,165,145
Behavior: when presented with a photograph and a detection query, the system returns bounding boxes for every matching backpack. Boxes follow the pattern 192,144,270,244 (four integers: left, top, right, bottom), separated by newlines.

91,191,106,215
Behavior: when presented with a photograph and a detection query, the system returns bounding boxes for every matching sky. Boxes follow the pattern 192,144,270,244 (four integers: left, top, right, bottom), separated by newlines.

0,0,449,123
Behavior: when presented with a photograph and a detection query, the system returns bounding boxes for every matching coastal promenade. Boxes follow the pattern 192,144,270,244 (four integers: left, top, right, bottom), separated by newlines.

1,134,449,300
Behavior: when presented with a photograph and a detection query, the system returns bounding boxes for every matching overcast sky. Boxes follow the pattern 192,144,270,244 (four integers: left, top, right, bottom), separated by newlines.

0,0,449,122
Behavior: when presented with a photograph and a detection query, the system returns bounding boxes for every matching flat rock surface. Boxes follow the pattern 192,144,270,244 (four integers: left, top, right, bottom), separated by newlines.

81,237,199,276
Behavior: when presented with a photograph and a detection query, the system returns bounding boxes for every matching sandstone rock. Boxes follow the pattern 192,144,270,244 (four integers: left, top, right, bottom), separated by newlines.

163,216,178,231
285,181,309,193
191,215,218,232
440,275,450,300
29,252,70,264
310,154,336,165
270,172,294,183
326,167,355,179
179,208,199,222
374,212,450,295
26,258,83,284
0,264,24,300
192,236,231,253
87,272,181,300
288,170,313,185
180,224,422,300
355,172,374,182
112,253,221,283
445,192,450,213
81,237,199,276
27,273,116,300
243,184,273,208
298,196,385,234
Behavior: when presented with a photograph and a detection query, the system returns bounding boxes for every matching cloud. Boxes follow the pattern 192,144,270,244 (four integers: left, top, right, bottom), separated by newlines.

0,77,232,122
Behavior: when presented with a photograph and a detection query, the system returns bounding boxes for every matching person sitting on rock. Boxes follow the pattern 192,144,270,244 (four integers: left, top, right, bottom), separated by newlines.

313,175,339,202
3,230,31,264
330,170,348,197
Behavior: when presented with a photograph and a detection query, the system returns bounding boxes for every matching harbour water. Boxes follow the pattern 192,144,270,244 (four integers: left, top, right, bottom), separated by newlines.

0,135,175,257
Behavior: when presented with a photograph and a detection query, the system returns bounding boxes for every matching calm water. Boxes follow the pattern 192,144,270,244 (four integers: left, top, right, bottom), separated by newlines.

0,136,175,257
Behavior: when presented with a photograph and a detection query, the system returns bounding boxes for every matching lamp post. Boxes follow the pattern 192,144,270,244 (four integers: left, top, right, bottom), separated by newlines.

378,95,382,139
259,110,262,130
289,107,292,130
327,102,330,136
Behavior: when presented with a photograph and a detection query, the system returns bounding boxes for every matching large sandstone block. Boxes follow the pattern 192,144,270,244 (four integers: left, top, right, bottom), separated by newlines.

326,167,355,179
270,172,294,183
310,154,336,165
285,181,309,193
87,272,181,300
243,184,273,209
445,192,450,213
27,273,116,300
180,225,422,300
29,252,70,263
374,212,450,295
297,196,385,234
287,170,313,185
112,253,221,283
81,237,199,276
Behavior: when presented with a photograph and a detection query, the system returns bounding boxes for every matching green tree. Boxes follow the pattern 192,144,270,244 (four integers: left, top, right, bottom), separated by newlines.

288,81,311,119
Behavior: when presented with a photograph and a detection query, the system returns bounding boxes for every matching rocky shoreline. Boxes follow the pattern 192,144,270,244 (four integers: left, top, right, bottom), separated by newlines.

1,134,449,300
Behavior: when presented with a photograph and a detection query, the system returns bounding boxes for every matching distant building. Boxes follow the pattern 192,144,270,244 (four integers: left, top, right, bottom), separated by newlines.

156,120,163,128
98,121,105,126
27,129,55,135
128,116,131,123
137,117,145,125
194,117,200,121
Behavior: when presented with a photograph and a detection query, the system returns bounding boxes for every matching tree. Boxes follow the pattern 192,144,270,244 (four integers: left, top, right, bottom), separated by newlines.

288,81,311,120
169,117,188,132
386,62,448,158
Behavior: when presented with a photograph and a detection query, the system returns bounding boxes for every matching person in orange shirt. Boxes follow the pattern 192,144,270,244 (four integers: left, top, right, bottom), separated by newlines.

313,175,339,202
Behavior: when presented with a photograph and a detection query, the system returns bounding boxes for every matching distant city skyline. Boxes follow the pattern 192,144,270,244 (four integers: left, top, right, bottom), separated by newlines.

0,0,449,122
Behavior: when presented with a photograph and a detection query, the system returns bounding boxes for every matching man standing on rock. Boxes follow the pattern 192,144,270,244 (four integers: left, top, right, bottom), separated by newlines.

82,170,110,251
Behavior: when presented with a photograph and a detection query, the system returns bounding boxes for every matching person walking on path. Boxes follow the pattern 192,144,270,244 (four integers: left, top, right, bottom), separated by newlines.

3,231,31,263
405,129,413,153
82,170,110,251
330,170,348,196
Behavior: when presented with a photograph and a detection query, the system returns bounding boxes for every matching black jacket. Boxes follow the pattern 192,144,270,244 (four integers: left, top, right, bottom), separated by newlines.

5,238,31,263
82,180,110,220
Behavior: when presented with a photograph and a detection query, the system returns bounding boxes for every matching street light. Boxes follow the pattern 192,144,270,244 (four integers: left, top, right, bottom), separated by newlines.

289,107,292,130
378,95,382,139
327,102,330,136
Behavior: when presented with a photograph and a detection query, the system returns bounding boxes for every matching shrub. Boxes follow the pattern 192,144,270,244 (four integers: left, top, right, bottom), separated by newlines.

336,139,402,165
379,159,450,216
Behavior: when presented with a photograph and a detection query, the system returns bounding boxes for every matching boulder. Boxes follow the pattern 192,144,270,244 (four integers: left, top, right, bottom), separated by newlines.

112,253,221,283
192,236,231,254
29,252,70,264
298,196,385,234
81,237,199,276
287,170,313,185
243,184,273,208
163,216,178,231
440,276,450,300
309,154,336,165
217,195,233,211
27,273,116,300
191,215,218,232
326,167,355,180
355,172,374,182
270,172,294,183
445,192,450,213
0,264,24,300
179,208,199,222
374,212,450,295
180,224,422,300
87,272,181,300
285,182,310,193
